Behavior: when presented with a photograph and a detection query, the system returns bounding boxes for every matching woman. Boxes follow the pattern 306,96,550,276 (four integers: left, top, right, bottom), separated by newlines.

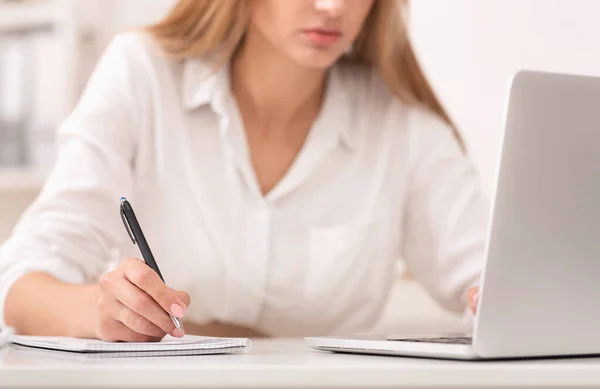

0,0,486,342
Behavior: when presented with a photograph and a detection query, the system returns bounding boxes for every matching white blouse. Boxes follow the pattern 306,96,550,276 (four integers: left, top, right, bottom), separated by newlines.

0,32,488,336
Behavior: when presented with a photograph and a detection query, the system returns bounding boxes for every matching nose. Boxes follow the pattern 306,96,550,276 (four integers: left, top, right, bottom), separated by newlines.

314,0,347,17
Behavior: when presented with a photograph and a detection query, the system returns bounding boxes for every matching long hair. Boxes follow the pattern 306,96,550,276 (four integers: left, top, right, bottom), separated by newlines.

147,0,464,151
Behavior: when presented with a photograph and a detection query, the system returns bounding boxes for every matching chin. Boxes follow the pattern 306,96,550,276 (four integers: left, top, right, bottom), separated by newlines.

293,52,345,70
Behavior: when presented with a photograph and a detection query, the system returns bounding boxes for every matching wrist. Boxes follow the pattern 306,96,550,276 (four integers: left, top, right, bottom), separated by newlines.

66,283,100,339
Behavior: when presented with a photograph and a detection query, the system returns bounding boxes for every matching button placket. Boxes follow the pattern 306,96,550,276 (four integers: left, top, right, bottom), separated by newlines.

230,204,270,325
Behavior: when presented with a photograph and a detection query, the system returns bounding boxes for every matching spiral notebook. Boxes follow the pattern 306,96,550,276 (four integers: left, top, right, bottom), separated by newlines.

9,334,252,358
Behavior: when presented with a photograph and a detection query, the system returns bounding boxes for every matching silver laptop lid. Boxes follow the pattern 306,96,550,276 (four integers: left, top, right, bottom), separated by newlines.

474,70,600,358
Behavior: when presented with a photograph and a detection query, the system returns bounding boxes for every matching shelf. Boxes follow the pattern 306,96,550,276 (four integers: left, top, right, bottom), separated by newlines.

0,167,45,193
0,1,63,34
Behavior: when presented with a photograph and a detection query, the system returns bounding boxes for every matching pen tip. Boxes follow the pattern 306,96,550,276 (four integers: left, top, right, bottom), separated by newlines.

120,197,126,202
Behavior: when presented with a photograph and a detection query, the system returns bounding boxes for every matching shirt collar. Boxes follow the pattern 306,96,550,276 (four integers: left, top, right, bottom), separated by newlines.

181,58,357,150
182,58,229,112
317,66,356,150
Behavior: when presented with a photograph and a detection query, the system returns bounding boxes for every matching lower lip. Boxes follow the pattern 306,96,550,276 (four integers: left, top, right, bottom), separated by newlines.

304,31,341,46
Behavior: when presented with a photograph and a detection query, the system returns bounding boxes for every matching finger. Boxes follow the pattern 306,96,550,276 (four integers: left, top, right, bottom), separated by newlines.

113,300,167,338
472,290,479,312
105,272,179,335
123,258,187,318
112,321,161,343
99,316,160,343
467,287,479,313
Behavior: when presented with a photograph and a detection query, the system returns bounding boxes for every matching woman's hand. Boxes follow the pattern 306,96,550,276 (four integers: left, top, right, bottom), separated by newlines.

96,258,190,342
467,286,479,314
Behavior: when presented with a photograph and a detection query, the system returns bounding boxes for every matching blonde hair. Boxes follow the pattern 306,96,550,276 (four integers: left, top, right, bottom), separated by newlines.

147,0,464,150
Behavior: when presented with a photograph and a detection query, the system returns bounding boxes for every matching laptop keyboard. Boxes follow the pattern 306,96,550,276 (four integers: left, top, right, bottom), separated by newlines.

390,336,473,345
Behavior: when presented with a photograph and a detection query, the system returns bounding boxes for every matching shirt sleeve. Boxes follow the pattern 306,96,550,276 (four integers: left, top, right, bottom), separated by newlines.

0,34,142,328
401,109,489,315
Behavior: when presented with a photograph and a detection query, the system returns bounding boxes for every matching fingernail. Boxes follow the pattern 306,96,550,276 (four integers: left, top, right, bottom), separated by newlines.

172,328,185,338
170,303,186,318
472,291,479,307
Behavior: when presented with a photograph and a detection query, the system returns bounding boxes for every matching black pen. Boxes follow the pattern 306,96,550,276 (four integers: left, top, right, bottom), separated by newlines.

119,197,183,332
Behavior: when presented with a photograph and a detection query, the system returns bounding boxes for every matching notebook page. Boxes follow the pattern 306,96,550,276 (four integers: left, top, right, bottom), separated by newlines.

11,344,249,359
10,336,90,352
11,335,251,353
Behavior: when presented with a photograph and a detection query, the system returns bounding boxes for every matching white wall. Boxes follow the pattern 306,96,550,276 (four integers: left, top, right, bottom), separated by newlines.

106,0,175,27
96,0,175,48
410,0,600,196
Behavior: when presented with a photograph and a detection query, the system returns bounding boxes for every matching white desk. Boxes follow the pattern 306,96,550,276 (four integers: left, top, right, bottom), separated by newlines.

2,339,600,388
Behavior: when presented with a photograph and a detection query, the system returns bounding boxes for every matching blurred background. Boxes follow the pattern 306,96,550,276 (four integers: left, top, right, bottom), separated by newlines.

1,0,598,332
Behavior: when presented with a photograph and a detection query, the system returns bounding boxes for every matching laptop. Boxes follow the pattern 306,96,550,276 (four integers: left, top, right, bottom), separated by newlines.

305,70,600,360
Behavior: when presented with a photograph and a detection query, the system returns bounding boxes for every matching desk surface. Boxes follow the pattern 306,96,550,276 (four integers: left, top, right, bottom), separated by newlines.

2,339,600,388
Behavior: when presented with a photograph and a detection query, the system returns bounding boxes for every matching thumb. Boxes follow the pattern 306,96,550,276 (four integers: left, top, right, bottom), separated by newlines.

177,291,191,309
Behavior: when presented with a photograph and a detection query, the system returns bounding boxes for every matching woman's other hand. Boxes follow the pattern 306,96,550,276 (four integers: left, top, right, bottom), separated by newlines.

467,286,479,314
96,258,190,342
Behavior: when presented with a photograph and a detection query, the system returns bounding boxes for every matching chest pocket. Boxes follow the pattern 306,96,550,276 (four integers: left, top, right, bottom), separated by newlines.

305,201,397,306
